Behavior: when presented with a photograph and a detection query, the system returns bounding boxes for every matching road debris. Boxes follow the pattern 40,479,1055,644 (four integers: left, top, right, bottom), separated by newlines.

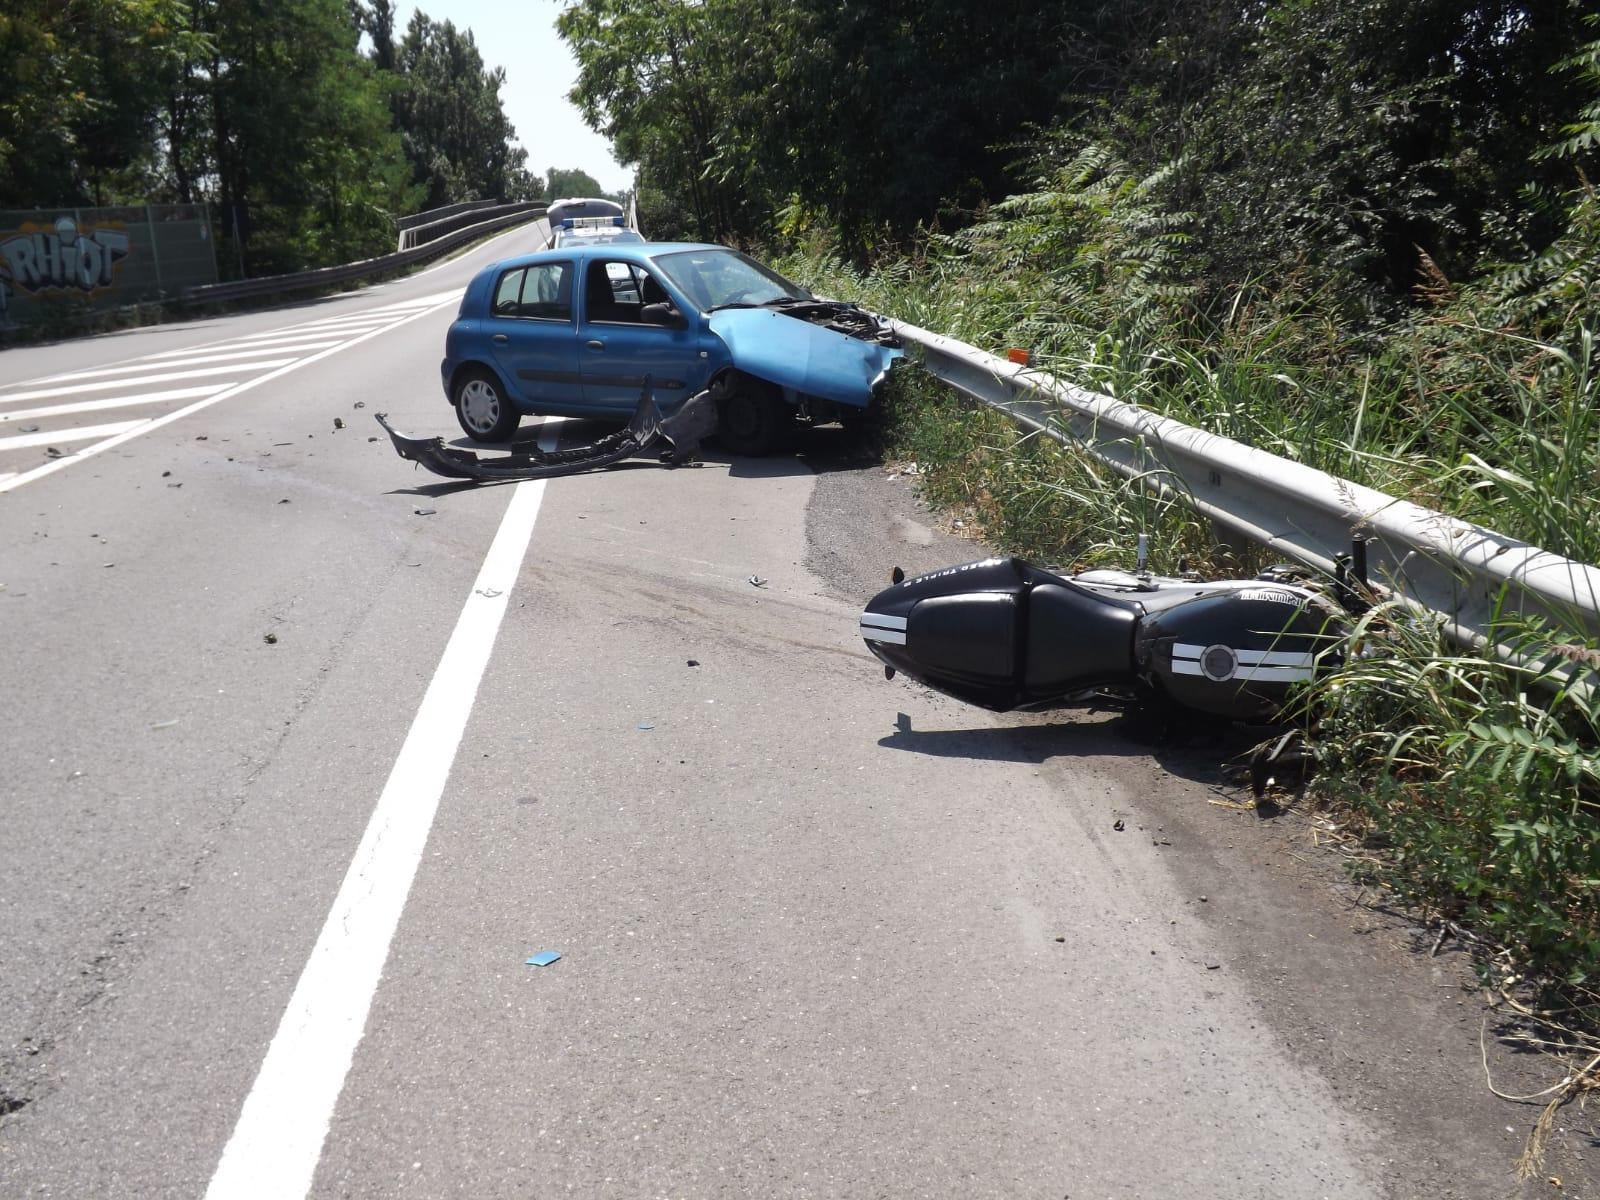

475,587,503,599
19,424,39,433
263,632,279,645
333,417,345,430
413,507,436,516
1112,819,1126,831
44,447,67,458
524,951,562,967
375,382,715,483
748,574,768,588
637,722,655,731
686,659,700,667
149,719,179,730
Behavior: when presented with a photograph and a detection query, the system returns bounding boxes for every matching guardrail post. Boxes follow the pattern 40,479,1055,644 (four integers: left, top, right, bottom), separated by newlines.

146,205,165,296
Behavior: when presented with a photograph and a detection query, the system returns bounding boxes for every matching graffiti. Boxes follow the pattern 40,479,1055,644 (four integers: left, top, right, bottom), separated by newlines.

0,216,131,314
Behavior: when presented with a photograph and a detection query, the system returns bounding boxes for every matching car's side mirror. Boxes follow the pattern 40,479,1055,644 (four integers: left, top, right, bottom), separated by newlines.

641,302,685,329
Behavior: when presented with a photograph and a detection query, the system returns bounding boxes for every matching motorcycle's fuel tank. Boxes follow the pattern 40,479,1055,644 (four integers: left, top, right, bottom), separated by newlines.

1135,584,1334,721
860,557,1339,720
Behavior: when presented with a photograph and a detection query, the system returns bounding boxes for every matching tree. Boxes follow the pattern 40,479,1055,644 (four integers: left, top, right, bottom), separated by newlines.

201,0,418,272
0,0,198,208
543,167,605,200
382,11,530,208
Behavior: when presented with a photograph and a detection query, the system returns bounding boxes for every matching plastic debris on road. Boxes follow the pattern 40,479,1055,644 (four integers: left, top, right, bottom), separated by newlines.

525,951,562,967
747,574,767,588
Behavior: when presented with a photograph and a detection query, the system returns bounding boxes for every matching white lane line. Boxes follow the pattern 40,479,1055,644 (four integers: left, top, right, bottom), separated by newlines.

40,350,325,382
297,312,408,328
0,295,459,495
0,384,232,424
136,341,344,365
0,420,146,452
205,426,560,1200
365,288,463,313
281,320,394,337
0,361,292,404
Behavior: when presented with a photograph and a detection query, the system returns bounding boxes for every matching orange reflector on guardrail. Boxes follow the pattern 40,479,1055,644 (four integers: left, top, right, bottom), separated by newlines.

1007,348,1031,365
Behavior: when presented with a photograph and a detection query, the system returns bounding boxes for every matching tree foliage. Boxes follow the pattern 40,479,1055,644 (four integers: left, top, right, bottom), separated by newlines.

0,0,538,275
379,11,534,209
560,0,1598,323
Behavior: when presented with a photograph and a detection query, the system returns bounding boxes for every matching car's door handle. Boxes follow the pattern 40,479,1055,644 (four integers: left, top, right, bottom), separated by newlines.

491,333,508,344
585,340,604,350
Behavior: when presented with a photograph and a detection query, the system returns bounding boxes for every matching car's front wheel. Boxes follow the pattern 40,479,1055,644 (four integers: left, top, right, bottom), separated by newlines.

713,374,790,457
453,368,520,443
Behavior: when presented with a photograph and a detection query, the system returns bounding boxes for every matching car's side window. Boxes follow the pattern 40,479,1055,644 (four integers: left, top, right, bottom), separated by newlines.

517,262,572,321
585,261,670,326
491,263,572,321
492,268,525,317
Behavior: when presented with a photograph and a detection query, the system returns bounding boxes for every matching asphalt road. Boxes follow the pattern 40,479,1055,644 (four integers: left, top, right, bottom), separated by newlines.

0,221,1588,1198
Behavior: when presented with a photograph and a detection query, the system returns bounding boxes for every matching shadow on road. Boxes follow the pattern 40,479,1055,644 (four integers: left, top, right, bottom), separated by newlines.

879,709,1286,790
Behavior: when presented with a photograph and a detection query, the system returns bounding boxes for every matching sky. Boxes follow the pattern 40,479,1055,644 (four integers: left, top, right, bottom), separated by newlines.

392,1,632,194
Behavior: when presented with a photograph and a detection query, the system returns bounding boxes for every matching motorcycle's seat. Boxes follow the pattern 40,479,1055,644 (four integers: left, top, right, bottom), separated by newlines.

1023,581,1140,693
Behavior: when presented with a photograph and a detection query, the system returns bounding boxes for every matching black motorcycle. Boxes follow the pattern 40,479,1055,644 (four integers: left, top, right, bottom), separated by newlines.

859,553,1351,723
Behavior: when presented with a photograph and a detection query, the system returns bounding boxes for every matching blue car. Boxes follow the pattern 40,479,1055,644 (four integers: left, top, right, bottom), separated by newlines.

440,243,904,455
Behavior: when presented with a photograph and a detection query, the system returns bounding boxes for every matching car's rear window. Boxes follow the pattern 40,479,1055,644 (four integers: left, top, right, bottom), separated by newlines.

492,263,573,321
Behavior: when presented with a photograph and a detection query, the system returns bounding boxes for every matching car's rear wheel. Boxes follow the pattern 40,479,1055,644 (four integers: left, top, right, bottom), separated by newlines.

453,368,520,443
713,374,790,457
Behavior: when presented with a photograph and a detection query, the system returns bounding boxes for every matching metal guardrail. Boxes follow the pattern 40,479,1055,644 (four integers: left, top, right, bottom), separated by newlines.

182,203,546,306
396,198,498,236
397,200,541,252
891,319,1600,650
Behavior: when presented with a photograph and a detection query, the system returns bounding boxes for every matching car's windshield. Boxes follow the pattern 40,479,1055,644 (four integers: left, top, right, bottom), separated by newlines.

652,248,811,313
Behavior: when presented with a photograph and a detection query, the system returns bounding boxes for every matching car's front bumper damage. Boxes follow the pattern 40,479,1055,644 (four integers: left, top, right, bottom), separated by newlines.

708,302,903,409
375,385,717,483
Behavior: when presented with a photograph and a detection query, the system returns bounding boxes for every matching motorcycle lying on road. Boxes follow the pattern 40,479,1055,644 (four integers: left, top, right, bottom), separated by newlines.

858,548,1357,724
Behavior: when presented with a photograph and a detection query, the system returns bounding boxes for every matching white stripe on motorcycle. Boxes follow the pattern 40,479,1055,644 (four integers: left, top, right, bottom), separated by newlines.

859,612,908,631
860,625,907,646
1172,643,1315,668
1171,660,1314,683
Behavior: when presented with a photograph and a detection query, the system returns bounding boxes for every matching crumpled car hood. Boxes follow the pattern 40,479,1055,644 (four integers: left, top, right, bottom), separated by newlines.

708,308,902,408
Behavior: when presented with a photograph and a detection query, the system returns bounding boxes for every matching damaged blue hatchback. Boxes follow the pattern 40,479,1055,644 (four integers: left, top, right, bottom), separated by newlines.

440,243,904,455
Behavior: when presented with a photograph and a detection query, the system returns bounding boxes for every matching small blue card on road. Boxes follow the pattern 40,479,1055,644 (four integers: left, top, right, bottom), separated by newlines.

525,951,562,967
